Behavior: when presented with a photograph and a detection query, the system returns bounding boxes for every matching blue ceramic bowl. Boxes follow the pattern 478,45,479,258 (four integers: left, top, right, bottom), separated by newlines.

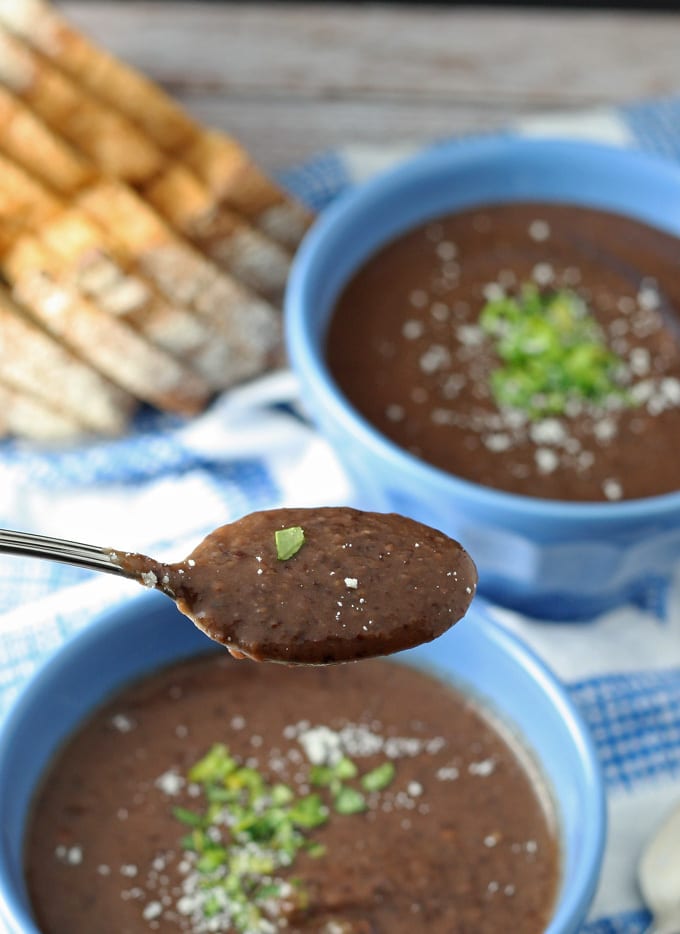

285,137,680,619
0,593,604,933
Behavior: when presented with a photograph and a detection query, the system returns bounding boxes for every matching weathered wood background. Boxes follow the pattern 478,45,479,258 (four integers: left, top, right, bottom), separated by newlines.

63,2,680,172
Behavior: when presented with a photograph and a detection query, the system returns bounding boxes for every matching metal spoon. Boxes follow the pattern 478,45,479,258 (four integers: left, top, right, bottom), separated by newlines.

639,799,680,934
0,507,477,665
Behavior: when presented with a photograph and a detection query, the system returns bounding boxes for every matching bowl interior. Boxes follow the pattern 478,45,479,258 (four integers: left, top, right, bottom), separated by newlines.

0,593,604,933
286,137,680,525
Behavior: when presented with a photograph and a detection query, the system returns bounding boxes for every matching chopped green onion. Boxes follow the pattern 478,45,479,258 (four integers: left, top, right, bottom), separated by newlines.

309,756,358,787
479,284,630,418
170,743,397,930
333,786,367,815
334,757,359,780
271,783,295,805
172,805,204,827
196,847,228,873
289,793,329,829
306,842,327,859
361,761,396,792
202,894,223,918
256,882,283,901
275,526,305,560
188,743,237,784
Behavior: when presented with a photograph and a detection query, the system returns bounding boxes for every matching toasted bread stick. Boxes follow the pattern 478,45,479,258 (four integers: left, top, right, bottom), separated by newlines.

0,83,96,194
144,163,292,302
0,151,226,398
0,285,134,435
0,378,88,442
0,26,292,301
0,0,312,249
76,181,283,386
0,94,278,388
181,131,312,249
2,234,211,417
0,26,163,184
39,211,224,387
0,146,61,232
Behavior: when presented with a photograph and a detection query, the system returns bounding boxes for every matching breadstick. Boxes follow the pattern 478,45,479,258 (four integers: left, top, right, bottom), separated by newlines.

0,150,226,396
0,26,292,302
0,94,279,388
0,83,95,194
0,285,134,435
2,234,212,417
76,180,283,386
0,0,313,249
0,379,88,442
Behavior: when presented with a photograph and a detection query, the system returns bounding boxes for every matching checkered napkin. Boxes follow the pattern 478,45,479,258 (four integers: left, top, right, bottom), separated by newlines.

2,95,680,932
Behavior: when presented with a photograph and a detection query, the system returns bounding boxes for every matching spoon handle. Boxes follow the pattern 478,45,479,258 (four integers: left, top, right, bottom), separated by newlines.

0,528,130,577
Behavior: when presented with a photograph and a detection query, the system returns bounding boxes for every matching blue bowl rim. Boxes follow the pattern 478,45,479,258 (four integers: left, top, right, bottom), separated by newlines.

0,592,606,933
285,134,680,522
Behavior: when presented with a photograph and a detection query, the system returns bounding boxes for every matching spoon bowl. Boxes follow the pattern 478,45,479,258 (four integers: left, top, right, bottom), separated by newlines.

0,507,477,665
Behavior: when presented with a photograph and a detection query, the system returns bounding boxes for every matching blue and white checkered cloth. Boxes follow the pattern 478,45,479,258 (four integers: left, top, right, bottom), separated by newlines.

2,96,680,932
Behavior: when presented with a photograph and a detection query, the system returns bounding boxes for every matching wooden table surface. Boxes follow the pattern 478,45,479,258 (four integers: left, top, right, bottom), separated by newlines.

64,2,680,174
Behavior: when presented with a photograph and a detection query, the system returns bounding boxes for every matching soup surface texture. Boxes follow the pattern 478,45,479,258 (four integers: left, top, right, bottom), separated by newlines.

327,202,680,501
114,506,477,664
26,653,559,933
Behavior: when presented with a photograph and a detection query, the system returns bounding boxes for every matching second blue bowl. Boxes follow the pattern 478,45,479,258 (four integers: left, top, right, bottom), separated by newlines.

285,137,680,619
0,593,605,933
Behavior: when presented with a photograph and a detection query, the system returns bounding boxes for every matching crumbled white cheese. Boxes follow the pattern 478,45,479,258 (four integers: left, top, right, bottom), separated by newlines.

435,241,457,261
535,448,559,475
593,418,617,443
532,262,554,286
298,725,344,766
482,282,505,302
344,577,358,589
457,324,485,347
528,220,550,242
154,769,184,796
385,403,405,422
402,319,424,340
484,432,512,452
661,377,680,406
430,301,450,322
419,344,451,374
436,765,460,782
630,347,651,376
602,478,623,501
468,757,496,777
529,419,566,446
67,846,83,865
110,713,135,733
142,901,163,921
637,282,660,311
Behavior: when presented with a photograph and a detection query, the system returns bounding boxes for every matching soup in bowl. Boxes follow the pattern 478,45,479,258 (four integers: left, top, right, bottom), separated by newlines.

285,137,680,618
0,593,604,932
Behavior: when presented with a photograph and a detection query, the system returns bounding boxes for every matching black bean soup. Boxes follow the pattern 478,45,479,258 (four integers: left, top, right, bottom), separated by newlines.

114,507,477,665
25,654,559,933
327,203,680,501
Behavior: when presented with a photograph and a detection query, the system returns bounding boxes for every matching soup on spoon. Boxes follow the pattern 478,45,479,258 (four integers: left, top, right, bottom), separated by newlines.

111,507,477,664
